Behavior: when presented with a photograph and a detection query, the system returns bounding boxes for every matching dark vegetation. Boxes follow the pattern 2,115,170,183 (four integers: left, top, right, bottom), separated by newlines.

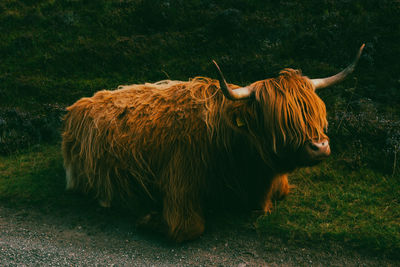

0,0,399,258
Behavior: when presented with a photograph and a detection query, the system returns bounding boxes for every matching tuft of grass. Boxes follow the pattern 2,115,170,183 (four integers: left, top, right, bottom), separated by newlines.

0,106,65,155
257,159,400,259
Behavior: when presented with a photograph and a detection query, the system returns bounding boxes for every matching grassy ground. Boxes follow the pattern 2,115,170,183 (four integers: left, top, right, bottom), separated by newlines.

1,144,399,258
0,145,65,205
1,0,399,108
257,160,400,258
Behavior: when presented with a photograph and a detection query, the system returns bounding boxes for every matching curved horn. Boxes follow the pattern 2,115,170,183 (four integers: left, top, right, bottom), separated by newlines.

212,60,253,100
311,44,365,90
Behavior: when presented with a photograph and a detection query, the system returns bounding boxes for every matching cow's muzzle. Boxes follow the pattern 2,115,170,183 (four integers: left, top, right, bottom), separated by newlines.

305,139,331,161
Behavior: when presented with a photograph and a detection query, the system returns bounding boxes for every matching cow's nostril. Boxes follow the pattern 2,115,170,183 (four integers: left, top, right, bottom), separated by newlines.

309,143,319,151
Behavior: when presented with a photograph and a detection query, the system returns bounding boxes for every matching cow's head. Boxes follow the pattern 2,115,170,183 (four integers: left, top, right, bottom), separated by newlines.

214,45,364,170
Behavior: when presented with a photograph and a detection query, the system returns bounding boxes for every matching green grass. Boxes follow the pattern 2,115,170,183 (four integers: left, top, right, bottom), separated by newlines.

0,144,65,204
1,144,399,258
257,160,400,258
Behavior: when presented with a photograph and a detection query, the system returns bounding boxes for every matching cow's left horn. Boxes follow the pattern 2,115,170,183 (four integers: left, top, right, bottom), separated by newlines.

212,60,253,100
311,44,365,90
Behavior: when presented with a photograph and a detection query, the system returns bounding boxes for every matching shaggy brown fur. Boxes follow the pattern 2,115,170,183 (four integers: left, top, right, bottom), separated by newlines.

62,69,328,242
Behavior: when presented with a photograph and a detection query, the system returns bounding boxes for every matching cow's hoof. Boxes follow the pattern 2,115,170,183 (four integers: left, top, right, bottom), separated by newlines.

263,200,273,214
98,199,111,208
136,212,167,235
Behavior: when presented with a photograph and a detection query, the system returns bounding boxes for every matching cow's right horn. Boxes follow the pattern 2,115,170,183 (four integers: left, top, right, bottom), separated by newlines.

311,44,365,90
212,60,253,100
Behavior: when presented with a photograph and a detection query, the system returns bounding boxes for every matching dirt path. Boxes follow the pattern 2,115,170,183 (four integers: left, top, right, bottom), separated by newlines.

0,203,397,266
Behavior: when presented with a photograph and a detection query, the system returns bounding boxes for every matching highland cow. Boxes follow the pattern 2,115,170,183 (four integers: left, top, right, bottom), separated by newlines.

62,45,364,242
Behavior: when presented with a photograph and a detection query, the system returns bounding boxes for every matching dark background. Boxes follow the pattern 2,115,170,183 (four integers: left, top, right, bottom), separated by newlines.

0,0,399,173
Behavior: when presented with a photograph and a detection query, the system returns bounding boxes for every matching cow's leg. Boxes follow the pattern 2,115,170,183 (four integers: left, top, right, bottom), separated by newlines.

271,173,290,201
65,163,75,190
62,136,76,190
262,174,290,213
160,153,206,242
162,195,205,242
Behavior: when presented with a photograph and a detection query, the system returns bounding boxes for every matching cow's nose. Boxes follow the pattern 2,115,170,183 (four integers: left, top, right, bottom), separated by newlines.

306,139,331,159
